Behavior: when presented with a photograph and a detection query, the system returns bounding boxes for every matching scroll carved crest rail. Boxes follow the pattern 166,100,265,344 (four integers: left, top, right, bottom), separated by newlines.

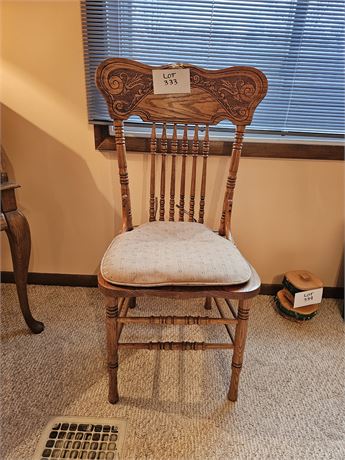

96,58,267,125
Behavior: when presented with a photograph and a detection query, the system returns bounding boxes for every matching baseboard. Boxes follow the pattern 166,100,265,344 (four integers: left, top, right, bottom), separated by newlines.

0,271,98,287
1,271,344,298
260,283,344,299
259,284,282,296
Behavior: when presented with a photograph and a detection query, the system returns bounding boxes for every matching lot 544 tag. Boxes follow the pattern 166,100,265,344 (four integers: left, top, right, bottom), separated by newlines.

294,288,323,308
152,68,191,94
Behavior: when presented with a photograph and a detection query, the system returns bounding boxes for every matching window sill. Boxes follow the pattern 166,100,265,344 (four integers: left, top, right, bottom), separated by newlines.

94,125,344,161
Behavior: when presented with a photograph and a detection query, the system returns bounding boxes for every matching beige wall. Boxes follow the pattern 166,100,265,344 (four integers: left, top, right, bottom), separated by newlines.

1,1,344,286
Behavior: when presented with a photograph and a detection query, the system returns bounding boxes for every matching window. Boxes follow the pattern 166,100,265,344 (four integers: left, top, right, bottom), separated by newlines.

81,0,344,142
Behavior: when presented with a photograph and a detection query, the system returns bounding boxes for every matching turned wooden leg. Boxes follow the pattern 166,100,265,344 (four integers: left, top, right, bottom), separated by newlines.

228,299,250,401
128,297,136,309
106,296,119,404
204,297,212,310
5,210,44,334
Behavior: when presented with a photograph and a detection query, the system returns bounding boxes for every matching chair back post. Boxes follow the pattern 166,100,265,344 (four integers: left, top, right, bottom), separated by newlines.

114,120,133,232
219,125,245,238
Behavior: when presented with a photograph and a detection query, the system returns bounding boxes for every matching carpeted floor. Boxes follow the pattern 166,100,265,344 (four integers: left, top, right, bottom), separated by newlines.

0,284,344,460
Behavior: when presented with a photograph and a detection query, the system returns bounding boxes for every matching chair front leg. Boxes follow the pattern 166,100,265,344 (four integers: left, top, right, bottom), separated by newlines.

5,210,44,333
228,299,250,402
106,296,119,404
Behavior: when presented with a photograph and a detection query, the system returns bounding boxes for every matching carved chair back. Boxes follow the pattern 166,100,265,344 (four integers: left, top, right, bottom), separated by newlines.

96,58,267,236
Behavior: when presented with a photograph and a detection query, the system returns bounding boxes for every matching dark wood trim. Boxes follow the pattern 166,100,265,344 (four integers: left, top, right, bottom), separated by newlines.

1,271,343,298
0,271,98,287
94,124,109,150
260,283,344,299
260,283,283,296
94,125,344,161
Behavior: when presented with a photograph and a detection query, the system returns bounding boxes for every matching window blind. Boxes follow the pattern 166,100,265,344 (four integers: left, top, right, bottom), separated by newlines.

81,0,345,137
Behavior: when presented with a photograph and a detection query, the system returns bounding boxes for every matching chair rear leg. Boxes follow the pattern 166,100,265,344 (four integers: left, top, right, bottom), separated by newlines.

128,296,136,309
204,297,212,310
105,296,119,403
228,299,250,401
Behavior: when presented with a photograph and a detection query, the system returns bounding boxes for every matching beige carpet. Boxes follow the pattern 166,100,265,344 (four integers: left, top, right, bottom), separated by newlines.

0,284,344,460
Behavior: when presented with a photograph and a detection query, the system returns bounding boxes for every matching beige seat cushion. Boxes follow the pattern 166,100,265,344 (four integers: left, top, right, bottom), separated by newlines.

101,221,251,287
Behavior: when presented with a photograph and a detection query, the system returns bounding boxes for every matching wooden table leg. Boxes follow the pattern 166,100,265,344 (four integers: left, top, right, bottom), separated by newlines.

4,209,44,334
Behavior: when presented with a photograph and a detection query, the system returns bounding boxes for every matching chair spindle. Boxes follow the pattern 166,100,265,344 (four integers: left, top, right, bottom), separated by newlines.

169,124,178,221
179,125,188,221
199,125,209,224
159,123,167,221
189,125,199,222
149,123,157,222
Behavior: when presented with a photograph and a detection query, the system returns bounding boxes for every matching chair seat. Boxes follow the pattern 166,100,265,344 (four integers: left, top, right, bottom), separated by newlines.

101,222,251,287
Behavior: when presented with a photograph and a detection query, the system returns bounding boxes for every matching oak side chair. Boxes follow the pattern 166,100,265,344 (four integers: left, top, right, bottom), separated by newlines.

95,58,268,404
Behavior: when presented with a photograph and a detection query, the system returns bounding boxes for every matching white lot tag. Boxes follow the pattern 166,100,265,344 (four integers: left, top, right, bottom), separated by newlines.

152,68,191,94
294,288,323,308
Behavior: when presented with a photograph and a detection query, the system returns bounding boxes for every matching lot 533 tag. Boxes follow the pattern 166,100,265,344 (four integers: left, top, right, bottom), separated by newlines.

294,288,323,308
152,68,191,94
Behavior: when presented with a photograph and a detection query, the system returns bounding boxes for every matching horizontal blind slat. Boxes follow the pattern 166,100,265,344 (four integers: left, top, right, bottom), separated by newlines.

81,0,345,136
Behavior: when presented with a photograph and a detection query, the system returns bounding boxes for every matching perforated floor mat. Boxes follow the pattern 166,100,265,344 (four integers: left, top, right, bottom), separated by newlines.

33,416,127,460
